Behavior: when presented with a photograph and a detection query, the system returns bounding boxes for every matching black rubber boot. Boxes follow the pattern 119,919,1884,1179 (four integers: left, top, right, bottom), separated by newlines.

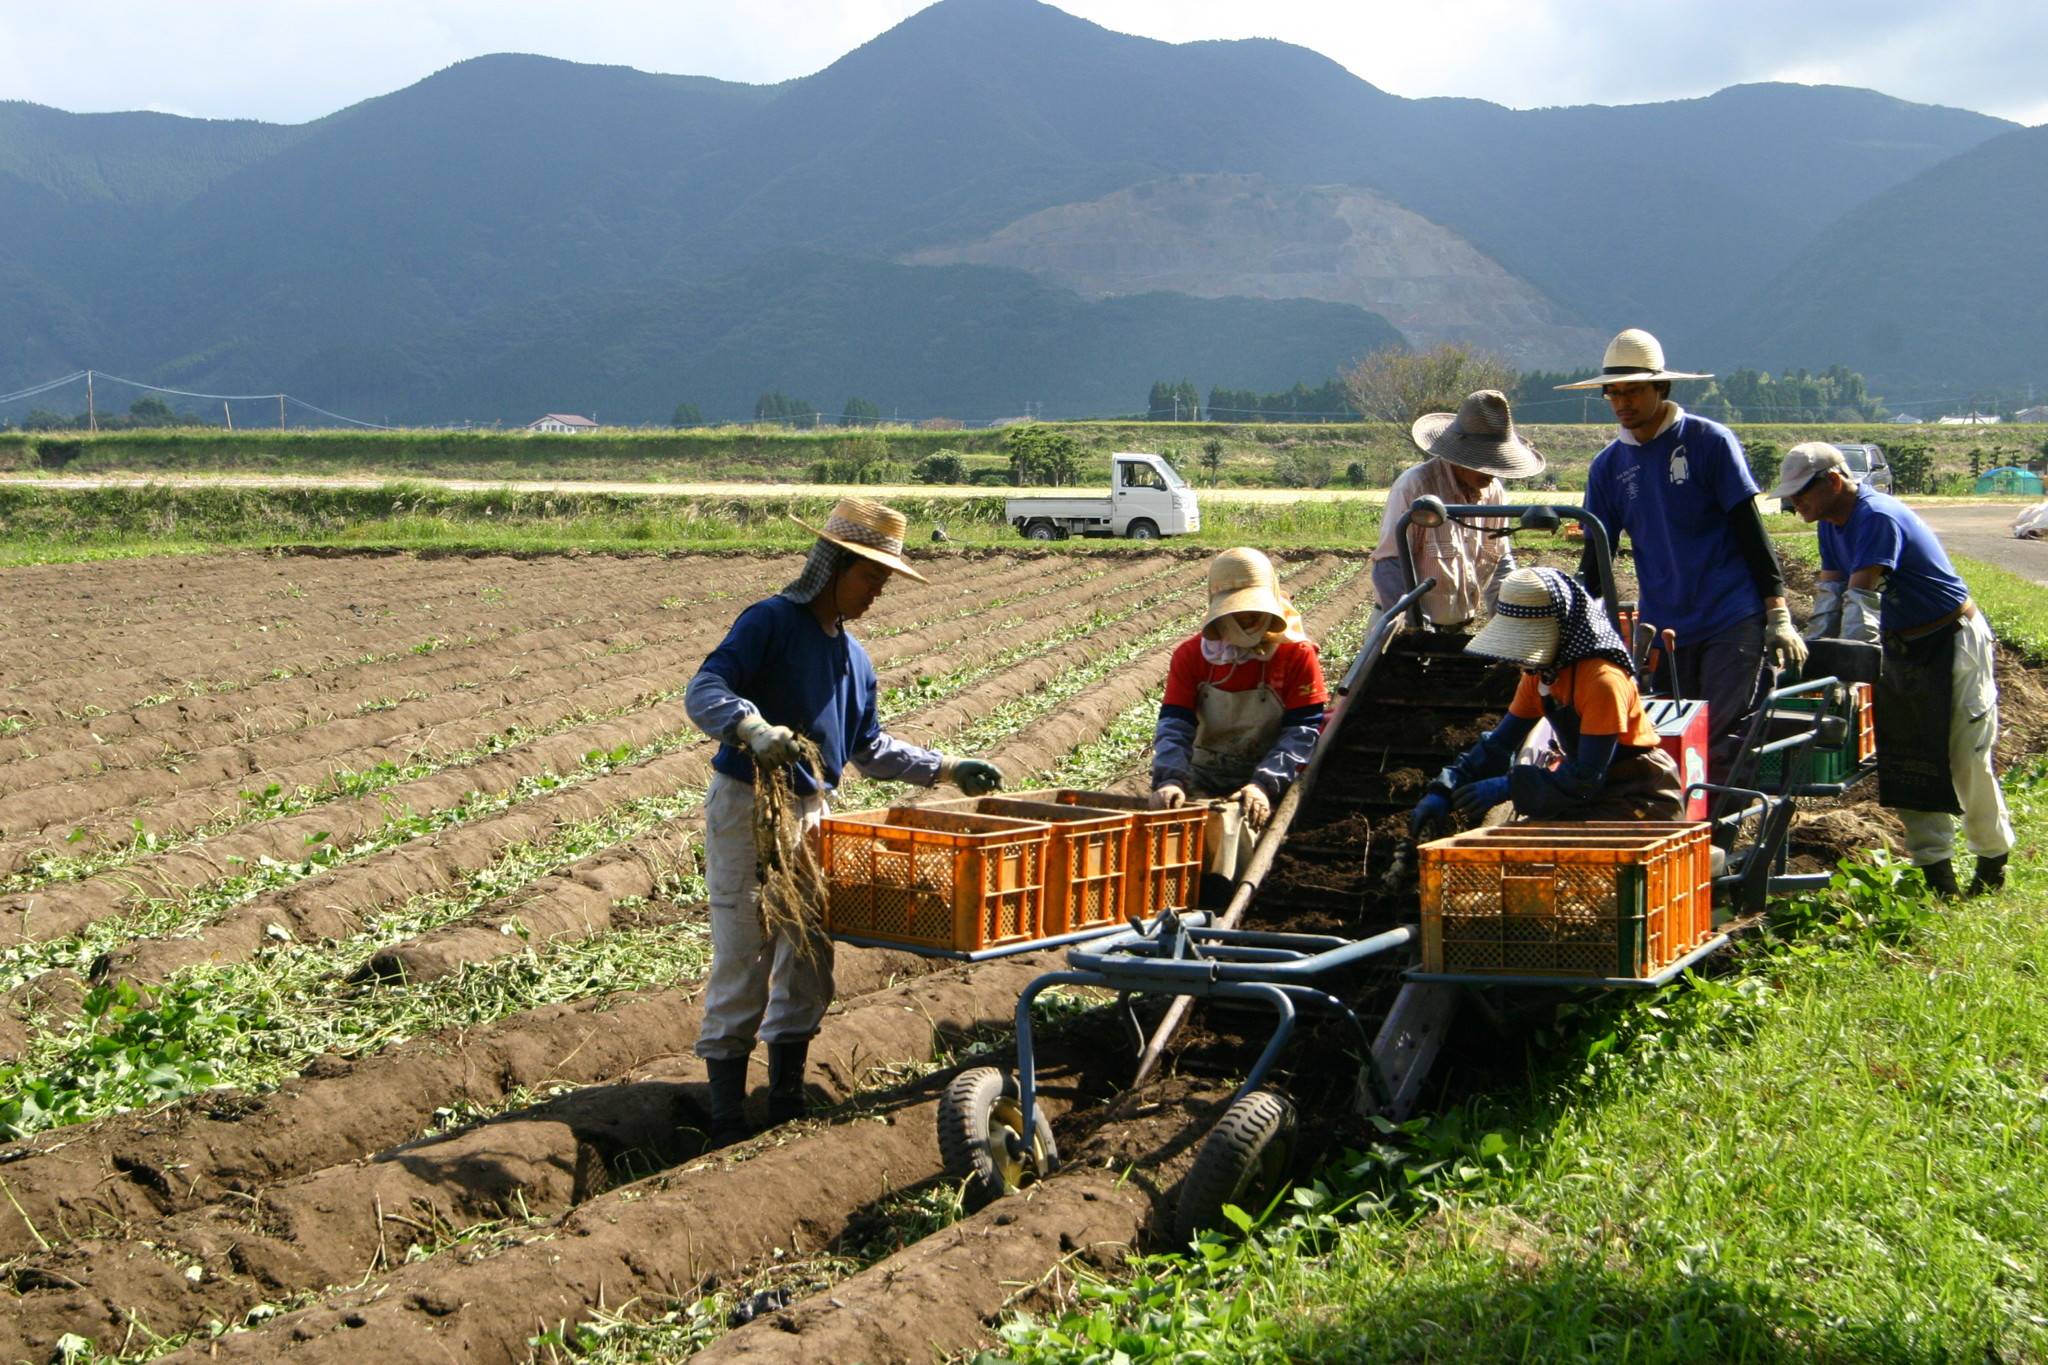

767,1039,811,1125
704,1056,754,1147
1920,858,1961,900
1968,853,2009,897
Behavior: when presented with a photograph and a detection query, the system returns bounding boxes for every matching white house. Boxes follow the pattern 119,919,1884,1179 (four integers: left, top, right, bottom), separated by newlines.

1936,412,2002,426
527,413,599,434
2014,405,2048,424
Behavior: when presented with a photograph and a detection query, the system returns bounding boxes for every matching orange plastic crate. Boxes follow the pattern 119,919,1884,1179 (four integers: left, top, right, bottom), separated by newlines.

1419,821,1712,979
1853,682,1875,762
820,808,1050,953
926,796,1133,934
1040,789,1206,916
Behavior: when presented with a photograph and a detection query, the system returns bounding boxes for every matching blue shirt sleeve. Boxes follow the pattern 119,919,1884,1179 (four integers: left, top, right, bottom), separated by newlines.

1847,503,1906,573
1698,422,1761,514
843,642,943,785
1583,451,1619,550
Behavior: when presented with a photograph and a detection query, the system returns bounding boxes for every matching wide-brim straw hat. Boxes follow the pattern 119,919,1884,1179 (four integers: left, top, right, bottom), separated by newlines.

1201,547,1291,635
790,496,928,582
1554,328,1713,390
1464,566,1560,667
1410,389,1545,479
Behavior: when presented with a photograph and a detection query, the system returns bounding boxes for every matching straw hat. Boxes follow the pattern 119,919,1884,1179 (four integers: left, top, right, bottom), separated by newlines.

1201,547,1290,634
790,496,929,582
1553,328,1713,390
1464,567,1560,668
1409,389,1545,479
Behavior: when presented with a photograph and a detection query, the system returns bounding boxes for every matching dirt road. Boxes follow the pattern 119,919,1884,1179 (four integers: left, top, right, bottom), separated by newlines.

1906,500,2048,584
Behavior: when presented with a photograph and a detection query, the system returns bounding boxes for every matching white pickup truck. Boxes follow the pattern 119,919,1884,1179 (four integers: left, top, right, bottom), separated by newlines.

1006,452,1201,541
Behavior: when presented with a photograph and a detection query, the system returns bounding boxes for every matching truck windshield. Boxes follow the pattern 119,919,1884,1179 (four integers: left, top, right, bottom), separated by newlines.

1152,461,1188,490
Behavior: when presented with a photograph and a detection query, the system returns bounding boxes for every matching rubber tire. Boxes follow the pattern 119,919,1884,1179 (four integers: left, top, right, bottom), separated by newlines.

1174,1090,1297,1243
1023,520,1059,542
1125,519,1160,541
937,1066,1057,1210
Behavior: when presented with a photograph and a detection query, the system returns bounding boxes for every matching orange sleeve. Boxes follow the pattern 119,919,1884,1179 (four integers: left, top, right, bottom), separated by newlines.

1508,671,1543,720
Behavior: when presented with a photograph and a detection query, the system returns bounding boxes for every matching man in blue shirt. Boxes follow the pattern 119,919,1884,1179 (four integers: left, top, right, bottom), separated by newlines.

1559,329,1806,783
1774,443,2013,898
684,497,1003,1145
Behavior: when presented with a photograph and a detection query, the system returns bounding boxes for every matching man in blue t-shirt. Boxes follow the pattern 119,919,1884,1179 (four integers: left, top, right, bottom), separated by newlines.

683,497,1004,1145
1559,328,1806,783
1774,443,2013,898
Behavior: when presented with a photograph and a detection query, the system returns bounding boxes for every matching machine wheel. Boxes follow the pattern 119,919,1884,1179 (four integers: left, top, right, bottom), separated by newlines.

1174,1089,1297,1242
1125,518,1160,541
1023,519,1060,542
938,1067,1057,1210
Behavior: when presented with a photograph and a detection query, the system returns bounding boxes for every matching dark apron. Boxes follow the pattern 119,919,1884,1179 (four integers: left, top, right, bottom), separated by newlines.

1538,691,1687,822
1876,623,1961,814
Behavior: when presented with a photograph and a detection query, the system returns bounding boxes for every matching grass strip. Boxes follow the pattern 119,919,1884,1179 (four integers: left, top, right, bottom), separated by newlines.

1952,553,2048,665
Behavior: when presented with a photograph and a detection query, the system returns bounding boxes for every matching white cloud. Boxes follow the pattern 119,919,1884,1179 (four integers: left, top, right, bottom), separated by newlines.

0,0,2041,125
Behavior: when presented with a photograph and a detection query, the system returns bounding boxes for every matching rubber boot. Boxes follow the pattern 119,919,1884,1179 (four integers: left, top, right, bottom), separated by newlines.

767,1039,811,1125
1919,858,1960,900
1968,853,2008,897
704,1056,754,1147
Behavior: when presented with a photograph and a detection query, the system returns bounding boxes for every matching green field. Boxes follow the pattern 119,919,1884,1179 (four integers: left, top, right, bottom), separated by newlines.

3,420,2040,494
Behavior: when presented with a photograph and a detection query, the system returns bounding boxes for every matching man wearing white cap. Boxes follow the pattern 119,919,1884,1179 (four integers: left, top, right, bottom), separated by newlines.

1151,547,1328,895
685,497,1005,1144
1371,389,1546,630
1773,443,2013,898
1410,566,1684,833
1559,329,1805,783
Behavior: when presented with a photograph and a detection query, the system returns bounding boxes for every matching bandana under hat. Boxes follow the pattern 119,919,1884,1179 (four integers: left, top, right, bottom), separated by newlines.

1532,567,1634,678
780,540,855,605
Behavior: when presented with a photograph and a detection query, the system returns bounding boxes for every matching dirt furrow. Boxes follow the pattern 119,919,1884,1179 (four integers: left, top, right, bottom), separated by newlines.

0,564,783,776
0,954,1057,1363
0,942,955,1261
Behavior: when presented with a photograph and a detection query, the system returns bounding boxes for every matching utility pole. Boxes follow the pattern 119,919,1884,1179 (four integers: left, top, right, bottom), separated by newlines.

223,401,233,430
278,394,286,431
86,370,96,432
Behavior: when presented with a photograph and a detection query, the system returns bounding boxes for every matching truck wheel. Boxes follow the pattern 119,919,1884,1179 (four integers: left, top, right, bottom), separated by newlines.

1023,520,1059,542
1125,519,1160,541
1174,1089,1296,1242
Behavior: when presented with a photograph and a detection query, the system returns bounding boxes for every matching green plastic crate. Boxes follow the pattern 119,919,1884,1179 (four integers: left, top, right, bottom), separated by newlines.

1758,692,1856,786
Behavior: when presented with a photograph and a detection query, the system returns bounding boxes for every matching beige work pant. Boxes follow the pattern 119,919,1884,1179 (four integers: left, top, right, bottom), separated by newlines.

1898,612,2016,867
693,772,832,1061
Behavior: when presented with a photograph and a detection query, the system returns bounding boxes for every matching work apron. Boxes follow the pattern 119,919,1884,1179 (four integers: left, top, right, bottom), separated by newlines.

1535,687,1686,822
1876,622,1962,815
1188,662,1285,884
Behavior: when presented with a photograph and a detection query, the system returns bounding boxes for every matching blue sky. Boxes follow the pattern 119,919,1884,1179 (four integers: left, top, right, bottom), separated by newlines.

3,0,2043,127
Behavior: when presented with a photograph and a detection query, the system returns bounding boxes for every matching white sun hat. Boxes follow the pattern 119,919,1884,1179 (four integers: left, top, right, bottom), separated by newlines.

1554,328,1713,390
1463,566,1561,668
1766,442,1849,500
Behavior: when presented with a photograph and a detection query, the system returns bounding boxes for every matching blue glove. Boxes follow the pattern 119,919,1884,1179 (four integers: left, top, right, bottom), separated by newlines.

1452,776,1511,818
1410,790,1451,839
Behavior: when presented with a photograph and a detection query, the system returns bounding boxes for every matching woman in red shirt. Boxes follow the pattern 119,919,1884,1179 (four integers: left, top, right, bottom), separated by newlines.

1151,549,1328,890
1411,566,1683,833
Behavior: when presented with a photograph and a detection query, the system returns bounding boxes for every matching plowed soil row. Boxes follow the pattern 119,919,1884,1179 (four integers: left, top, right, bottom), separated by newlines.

0,560,789,776
0,556,1068,880
0,953,1064,1364
2,554,687,711
0,554,1175,959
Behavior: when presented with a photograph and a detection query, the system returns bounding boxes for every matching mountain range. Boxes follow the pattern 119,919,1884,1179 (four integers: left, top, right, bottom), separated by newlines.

0,0,2030,424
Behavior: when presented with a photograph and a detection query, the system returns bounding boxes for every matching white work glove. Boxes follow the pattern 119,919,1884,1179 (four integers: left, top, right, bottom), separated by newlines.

1764,604,1808,670
1841,587,1882,645
1803,581,1844,642
734,713,800,769
1234,783,1272,832
1149,784,1186,811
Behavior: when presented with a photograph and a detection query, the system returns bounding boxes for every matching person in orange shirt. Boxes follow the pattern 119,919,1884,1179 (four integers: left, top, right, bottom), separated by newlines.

1410,566,1683,832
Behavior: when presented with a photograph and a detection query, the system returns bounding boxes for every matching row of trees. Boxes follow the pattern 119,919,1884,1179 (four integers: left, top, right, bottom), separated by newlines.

6,396,208,432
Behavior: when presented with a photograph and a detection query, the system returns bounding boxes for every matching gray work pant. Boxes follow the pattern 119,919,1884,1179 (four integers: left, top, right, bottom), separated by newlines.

693,771,832,1062
1898,611,2016,866
1672,613,1771,787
